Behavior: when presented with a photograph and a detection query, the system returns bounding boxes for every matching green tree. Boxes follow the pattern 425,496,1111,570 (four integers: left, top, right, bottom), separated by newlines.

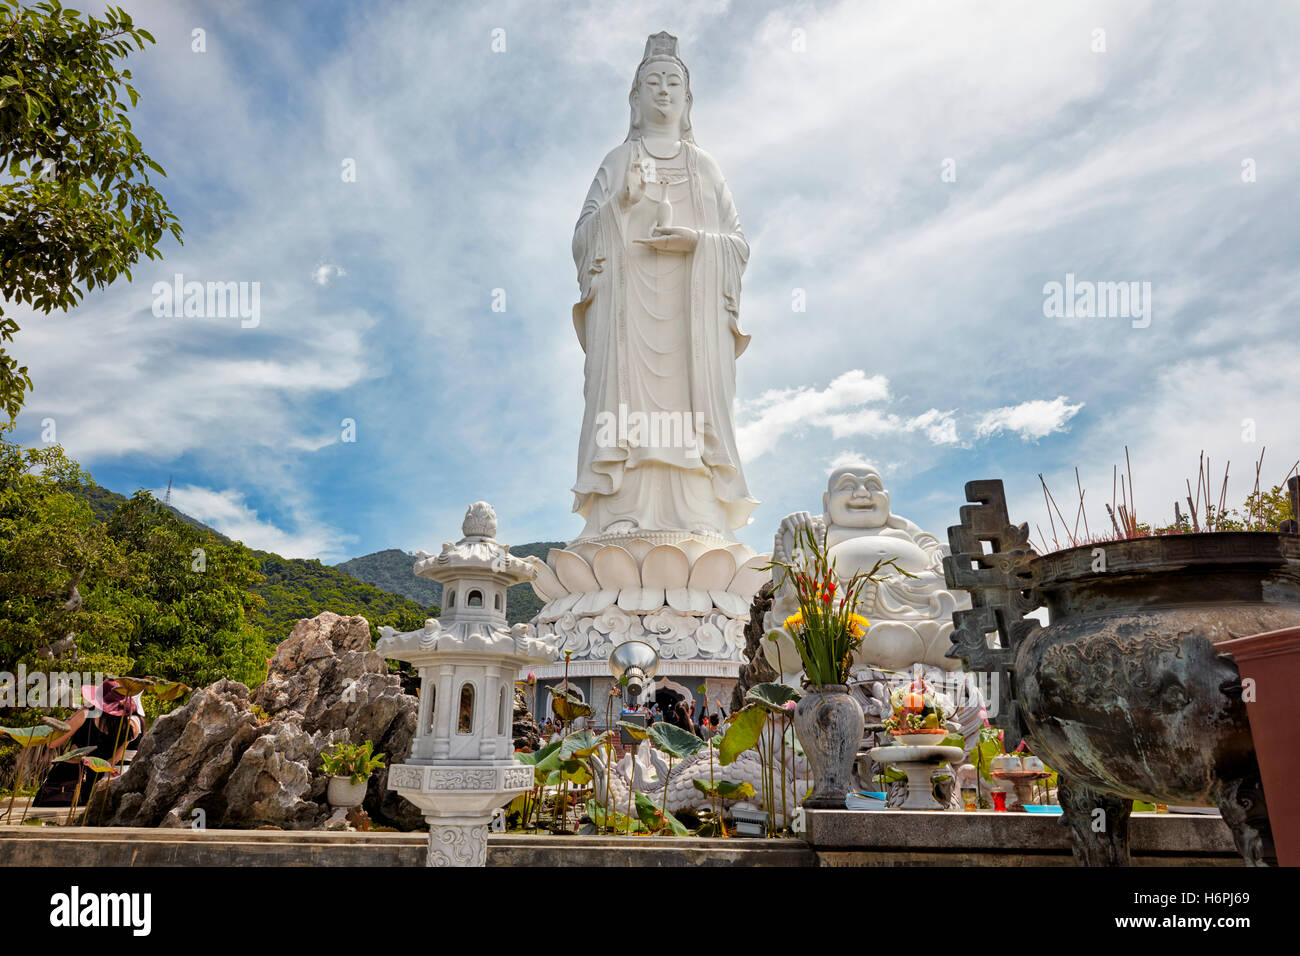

0,0,181,422
104,491,273,690
0,434,130,675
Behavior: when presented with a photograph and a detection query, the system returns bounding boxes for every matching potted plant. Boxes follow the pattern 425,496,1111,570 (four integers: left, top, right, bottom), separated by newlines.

320,740,386,809
768,525,899,808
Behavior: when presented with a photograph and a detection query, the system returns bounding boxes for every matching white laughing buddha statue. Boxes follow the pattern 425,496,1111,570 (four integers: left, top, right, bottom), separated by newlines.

763,463,971,679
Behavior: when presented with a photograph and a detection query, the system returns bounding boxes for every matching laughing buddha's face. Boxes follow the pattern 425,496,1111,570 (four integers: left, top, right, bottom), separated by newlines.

824,466,890,529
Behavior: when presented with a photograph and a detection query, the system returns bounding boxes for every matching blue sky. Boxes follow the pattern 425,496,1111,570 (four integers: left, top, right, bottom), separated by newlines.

9,0,1300,561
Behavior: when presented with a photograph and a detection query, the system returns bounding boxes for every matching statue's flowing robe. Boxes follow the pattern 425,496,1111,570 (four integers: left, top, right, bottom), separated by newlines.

570,139,757,539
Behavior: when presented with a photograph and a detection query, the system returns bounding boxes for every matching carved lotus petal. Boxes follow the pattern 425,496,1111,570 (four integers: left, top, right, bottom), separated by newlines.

710,590,749,617
641,545,690,589
677,538,711,565
572,589,618,616
689,549,736,590
728,554,771,601
666,587,712,614
554,549,600,593
675,636,699,659
548,593,582,617
529,558,568,601
617,588,665,613
586,546,636,590
726,542,756,564
623,538,654,562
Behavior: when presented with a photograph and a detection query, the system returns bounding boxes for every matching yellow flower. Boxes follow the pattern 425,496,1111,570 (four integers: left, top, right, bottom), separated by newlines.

783,611,803,630
846,613,870,637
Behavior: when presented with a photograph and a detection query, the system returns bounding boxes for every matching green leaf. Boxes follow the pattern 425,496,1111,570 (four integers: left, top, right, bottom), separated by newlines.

633,790,689,836
559,760,592,786
0,725,53,747
550,688,592,722
513,740,560,767
715,780,755,800
531,740,568,774
148,679,190,701
558,729,609,760
745,681,801,712
83,757,114,773
52,746,95,763
615,720,649,741
719,705,767,766
112,675,153,695
585,797,645,833
647,721,704,760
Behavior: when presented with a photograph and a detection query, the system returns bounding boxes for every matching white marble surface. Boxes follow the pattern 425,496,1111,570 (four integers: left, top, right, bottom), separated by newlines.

763,463,971,679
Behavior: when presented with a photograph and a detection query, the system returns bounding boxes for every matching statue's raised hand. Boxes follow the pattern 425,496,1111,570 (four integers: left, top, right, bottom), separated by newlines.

634,225,698,254
623,155,648,209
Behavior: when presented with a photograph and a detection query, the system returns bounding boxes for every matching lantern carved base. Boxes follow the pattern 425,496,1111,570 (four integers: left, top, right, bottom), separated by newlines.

426,820,489,867
388,761,532,868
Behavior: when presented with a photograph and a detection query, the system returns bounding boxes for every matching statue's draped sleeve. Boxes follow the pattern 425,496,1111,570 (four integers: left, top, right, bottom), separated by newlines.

686,146,751,511
571,145,628,352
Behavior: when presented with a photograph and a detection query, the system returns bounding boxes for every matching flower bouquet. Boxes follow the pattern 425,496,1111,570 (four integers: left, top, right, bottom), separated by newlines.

769,524,897,685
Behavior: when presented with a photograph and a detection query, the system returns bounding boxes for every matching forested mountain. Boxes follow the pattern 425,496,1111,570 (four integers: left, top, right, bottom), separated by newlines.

333,540,567,626
63,482,437,645
334,549,440,606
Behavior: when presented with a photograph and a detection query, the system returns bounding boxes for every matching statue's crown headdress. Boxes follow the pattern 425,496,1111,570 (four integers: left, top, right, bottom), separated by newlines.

626,31,695,144
640,31,681,65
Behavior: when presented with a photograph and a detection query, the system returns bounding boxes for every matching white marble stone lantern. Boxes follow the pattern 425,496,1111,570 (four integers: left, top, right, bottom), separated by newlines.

376,502,559,866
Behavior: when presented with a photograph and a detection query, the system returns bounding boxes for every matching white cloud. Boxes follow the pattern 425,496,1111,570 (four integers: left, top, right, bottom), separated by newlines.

9,0,1297,561
738,369,961,459
312,263,346,286
163,484,353,561
975,397,1085,441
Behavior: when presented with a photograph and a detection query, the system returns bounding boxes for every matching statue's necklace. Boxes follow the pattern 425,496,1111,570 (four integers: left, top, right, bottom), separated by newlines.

641,137,683,162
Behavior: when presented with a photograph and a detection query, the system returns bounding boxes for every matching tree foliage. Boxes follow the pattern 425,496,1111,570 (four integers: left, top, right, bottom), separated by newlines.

0,436,130,675
1,437,439,714
0,0,180,422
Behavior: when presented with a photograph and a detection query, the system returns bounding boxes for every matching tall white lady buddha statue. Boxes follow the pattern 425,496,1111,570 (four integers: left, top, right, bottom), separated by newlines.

569,31,757,543
525,33,769,696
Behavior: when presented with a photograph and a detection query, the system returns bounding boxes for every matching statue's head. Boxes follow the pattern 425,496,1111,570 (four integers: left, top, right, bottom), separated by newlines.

823,463,891,529
626,31,695,144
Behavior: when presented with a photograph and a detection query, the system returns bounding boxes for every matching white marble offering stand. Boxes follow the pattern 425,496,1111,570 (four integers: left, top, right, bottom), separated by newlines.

867,745,964,810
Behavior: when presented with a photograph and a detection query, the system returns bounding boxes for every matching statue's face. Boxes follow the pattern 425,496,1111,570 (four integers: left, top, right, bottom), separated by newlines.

635,59,687,130
824,467,891,529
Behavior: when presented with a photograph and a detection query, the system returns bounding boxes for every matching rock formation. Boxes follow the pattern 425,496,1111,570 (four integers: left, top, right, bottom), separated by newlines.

99,611,423,830
512,687,543,752
730,582,776,713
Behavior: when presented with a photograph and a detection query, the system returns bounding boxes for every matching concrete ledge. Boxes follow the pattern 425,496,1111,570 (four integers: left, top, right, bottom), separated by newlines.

0,826,813,868
0,811,1242,867
802,809,1242,866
